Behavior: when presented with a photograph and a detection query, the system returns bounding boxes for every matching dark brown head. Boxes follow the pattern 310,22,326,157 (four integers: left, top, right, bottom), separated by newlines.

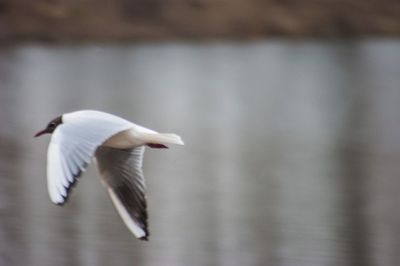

34,116,63,137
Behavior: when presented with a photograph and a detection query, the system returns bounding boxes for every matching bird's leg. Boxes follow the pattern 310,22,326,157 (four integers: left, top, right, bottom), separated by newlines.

146,143,168,149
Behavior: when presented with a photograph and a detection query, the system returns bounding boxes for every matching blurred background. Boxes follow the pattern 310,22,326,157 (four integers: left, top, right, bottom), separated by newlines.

1,1,400,266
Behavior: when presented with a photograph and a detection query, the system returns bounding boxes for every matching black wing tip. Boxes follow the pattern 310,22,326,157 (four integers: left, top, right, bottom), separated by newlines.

55,164,87,206
56,173,81,206
110,183,150,242
139,235,149,241
55,201,66,206
136,218,150,241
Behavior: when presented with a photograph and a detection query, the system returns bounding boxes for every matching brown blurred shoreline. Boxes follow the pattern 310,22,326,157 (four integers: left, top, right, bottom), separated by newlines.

1,0,400,43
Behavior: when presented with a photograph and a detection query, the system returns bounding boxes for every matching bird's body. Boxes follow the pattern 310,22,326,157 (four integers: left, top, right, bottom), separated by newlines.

35,110,184,240
103,129,146,148
103,128,179,149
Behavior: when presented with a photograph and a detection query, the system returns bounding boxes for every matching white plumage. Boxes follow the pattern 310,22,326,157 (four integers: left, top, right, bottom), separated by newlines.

36,110,184,240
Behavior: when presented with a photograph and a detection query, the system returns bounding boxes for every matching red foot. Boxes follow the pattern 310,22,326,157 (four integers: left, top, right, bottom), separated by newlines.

147,143,168,149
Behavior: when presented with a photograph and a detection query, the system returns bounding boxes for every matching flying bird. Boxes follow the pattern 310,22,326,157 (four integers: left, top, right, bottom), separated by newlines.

35,110,184,240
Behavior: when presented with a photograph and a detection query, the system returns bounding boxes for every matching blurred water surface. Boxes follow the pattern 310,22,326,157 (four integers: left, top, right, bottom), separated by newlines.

0,40,400,266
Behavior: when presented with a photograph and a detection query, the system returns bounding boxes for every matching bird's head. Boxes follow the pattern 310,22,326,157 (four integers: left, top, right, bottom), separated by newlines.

34,116,63,137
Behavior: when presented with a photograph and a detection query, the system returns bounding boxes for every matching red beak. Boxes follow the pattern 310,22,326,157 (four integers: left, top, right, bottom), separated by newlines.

34,128,49,137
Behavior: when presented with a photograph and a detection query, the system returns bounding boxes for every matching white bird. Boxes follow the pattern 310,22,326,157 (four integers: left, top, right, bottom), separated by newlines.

35,110,184,240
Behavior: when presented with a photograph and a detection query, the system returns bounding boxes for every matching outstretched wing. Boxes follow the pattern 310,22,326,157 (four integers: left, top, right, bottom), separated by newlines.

47,111,133,205
95,146,149,240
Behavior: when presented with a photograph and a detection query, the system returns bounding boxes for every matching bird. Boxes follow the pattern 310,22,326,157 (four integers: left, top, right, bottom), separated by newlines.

35,110,184,240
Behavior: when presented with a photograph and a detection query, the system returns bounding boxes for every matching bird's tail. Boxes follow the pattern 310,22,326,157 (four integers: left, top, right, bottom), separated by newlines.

143,133,184,146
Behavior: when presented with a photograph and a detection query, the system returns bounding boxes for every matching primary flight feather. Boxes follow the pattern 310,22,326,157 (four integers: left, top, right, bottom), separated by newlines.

35,110,184,240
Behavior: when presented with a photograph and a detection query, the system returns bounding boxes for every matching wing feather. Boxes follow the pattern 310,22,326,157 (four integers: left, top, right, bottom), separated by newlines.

46,111,133,205
95,146,149,240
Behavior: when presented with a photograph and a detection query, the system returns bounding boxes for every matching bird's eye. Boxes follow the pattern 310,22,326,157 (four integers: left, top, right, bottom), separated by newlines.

49,122,56,128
